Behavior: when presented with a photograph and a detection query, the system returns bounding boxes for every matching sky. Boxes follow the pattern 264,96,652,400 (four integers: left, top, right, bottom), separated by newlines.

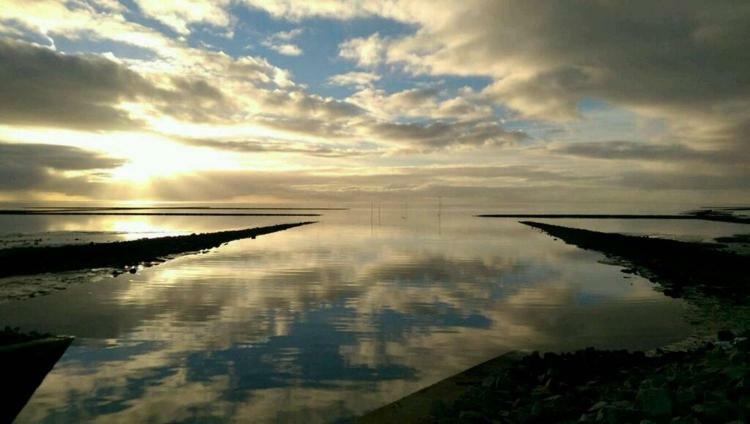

0,1,748,208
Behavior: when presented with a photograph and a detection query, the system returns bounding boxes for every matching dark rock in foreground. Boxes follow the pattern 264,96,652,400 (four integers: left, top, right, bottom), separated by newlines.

0,327,73,422
0,221,315,278
361,334,750,423
436,336,750,423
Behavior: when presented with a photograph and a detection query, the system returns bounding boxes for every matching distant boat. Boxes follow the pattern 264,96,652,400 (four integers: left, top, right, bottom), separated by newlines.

0,332,73,422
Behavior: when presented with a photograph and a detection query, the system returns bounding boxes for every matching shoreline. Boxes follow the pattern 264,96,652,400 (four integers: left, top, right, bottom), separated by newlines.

520,221,747,301
0,221,316,278
477,213,750,224
0,210,321,216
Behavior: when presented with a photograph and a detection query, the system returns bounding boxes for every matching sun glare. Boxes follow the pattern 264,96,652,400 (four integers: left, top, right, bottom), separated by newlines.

0,125,241,183
109,142,235,182
110,219,178,238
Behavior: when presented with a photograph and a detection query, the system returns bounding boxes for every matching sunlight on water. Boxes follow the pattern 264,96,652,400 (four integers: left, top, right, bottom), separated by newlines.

0,209,740,422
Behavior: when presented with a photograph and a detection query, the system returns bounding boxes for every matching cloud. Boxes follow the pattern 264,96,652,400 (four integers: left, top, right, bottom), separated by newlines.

247,1,750,150
178,137,378,158
238,1,393,21
262,28,304,56
1,1,747,205
132,0,232,35
554,141,746,164
327,71,381,88
339,33,386,67
378,1,750,149
349,86,494,122
0,0,180,58
0,39,232,129
0,142,124,192
368,120,527,151
0,39,151,129
620,170,750,191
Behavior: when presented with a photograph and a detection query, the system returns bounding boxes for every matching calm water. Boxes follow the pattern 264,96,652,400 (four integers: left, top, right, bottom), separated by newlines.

0,209,746,423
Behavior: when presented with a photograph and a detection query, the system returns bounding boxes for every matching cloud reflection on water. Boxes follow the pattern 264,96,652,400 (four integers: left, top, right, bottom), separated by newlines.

1,212,695,423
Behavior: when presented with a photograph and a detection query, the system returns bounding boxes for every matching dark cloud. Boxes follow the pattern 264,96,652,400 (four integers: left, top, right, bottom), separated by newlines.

178,137,378,158
620,170,750,191
554,141,746,164
0,142,124,191
0,39,151,129
403,2,750,114
380,0,750,158
153,76,232,123
0,39,233,129
259,88,365,119
370,120,528,150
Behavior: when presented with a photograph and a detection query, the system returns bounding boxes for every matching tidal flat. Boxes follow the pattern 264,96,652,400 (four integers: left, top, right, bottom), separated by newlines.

1,208,748,422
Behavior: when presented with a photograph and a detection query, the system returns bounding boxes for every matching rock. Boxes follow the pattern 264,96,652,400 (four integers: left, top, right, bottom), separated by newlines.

611,400,634,409
588,401,608,412
718,330,736,342
696,400,735,422
735,338,750,352
729,351,747,365
530,400,543,417
670,417,700,423
458,410,488,423
578,412,595,422
674,387,697,413
738,394,750,417
637,387,673,418
735,377,750,393
595,405,636,423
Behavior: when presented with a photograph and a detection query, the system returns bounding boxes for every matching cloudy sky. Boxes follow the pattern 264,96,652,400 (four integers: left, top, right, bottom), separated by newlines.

0,1,748,207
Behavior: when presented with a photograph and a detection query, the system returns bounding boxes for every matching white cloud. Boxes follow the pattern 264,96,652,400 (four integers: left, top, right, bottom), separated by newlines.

133,0,232,35
261,28,304,56
327,71,381,88
0,0,189,60
339,33,386,67
265,42,302,56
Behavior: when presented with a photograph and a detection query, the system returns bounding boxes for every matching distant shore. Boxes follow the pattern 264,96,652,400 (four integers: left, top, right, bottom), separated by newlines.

0,210,322,217
20,206,348,211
